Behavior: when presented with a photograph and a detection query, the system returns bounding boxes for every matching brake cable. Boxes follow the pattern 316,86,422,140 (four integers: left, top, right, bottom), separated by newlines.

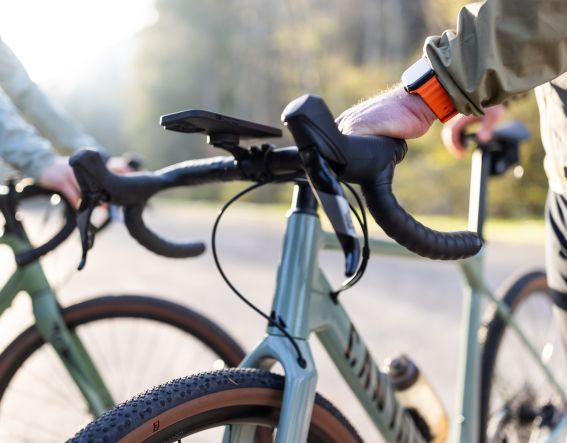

211,175,308,368
211,175,370,367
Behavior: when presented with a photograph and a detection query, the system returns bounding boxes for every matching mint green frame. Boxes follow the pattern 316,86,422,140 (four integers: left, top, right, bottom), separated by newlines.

226,182,567,442
0,233,114,416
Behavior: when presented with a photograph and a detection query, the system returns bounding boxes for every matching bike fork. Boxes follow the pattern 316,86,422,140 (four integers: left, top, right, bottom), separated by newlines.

221,334,317,443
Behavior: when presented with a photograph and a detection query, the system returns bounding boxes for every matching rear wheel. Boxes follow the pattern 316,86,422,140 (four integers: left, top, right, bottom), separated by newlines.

480,270,567,442
70,369,362,443
0,295,245,442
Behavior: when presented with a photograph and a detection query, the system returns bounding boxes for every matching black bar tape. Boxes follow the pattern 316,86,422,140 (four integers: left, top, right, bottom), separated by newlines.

15,185,76,267
361,168,482,260
123,204,205,258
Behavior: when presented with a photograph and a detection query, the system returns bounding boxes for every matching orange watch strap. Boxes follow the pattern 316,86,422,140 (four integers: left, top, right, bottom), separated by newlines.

409,75,458,123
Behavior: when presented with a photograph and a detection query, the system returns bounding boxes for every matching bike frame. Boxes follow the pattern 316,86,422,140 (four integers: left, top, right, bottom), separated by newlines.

0,232,114,416
227,148,567,442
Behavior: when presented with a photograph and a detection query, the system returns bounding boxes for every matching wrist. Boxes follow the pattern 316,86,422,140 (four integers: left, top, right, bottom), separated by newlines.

371,86,436,139
398,88,437,128
28,152,58,181
402,57,458,123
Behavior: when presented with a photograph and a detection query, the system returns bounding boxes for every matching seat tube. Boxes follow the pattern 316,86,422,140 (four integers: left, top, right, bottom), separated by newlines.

468,148,490,239
452,148,490,442
453,263,483,443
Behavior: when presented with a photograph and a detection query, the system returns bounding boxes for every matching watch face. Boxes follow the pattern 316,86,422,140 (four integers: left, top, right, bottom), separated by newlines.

402,57,434,90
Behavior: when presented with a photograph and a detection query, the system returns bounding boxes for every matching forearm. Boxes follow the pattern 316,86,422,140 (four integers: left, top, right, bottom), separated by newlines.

14,88,103,153
0,37,103,153
425,0,567,115
0,89,56,179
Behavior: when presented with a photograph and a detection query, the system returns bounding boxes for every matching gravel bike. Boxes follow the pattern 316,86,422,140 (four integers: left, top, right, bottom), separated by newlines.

0,180,245,442
68,95,566,442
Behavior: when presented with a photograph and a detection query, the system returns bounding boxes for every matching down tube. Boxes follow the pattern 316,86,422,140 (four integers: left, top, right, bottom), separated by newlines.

312,271,427,443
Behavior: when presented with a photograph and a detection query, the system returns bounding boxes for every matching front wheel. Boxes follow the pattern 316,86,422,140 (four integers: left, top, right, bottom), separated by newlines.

0,295,245,442
480,270,567,443
70,369,362,442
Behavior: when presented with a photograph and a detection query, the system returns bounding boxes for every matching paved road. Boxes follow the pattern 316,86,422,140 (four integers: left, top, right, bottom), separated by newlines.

0,202,546,441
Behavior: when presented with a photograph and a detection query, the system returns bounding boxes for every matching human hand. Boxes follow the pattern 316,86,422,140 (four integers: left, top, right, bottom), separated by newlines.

38,154,137,208
441,104,506,157
37,156,81,207
335,86,437,139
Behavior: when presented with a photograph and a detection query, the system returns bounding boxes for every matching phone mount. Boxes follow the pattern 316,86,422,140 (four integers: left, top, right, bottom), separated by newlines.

160,109,282,158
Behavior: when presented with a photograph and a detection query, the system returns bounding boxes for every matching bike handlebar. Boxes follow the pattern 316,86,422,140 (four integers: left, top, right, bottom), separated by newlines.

70,150,237,259
70,146,302,263
0,183,76,266
282,94,482,260
120,157,240,257
16,186,77,266
70,95,482,267
360,166,482,259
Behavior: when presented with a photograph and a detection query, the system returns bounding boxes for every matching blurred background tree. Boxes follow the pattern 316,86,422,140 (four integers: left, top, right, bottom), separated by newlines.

44,0,546,217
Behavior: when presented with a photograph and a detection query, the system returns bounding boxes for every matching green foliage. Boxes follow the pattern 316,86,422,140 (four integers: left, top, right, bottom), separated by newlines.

487,95,547,217
54,0,549,217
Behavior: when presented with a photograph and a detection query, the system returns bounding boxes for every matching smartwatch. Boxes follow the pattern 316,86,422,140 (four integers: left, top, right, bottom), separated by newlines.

402,57,458,123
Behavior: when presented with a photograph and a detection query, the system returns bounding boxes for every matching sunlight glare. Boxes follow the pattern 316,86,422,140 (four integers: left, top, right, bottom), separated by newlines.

0,0,157,83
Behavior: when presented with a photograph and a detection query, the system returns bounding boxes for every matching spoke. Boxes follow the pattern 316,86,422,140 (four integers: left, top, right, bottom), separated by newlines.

122,318,145,398
10,354,77,406
2,410,77,440
0,313,227,440
112,317,128,399
78,323,112,390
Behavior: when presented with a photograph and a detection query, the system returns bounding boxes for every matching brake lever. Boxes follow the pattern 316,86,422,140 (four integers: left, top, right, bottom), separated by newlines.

299,147,360,277
76,191,107,270
74,151,143,250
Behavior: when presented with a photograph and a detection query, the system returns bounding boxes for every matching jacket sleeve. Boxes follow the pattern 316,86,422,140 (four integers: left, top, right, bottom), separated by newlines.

424,0,567,115
0,37,103,153
0,88,56,179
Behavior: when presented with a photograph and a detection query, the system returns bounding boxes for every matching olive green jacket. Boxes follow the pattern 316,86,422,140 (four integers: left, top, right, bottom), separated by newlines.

424,0,567,194
0,37,102,179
